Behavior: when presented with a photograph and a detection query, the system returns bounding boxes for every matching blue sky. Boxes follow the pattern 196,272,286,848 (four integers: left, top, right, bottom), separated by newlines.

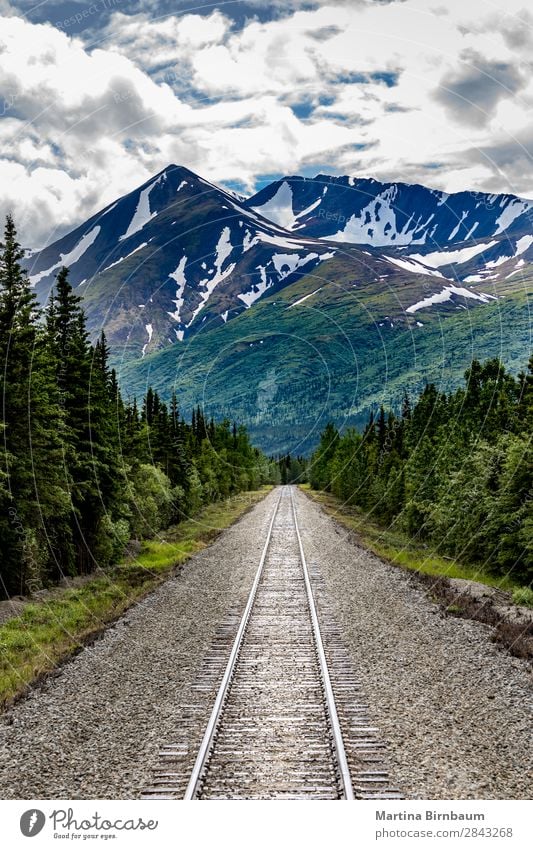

1,0,533,245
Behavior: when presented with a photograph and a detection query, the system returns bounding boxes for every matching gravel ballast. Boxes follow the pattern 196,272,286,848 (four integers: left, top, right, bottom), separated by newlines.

294,487,532,799
0,489,278,799
0,485,531,799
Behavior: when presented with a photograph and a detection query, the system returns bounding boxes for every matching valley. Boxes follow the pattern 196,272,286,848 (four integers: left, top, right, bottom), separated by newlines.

2,0,533,816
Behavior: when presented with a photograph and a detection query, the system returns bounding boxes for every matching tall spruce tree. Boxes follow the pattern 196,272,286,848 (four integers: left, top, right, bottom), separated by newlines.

46,267,96,573
0,217,69,594
84,330,124,570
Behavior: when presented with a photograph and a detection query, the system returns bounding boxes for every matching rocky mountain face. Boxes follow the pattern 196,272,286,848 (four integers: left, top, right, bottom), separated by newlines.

248,174,533,284
24,165,338,358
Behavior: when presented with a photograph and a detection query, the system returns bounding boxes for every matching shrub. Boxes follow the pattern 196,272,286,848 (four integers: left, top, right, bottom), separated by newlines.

511,587,533,608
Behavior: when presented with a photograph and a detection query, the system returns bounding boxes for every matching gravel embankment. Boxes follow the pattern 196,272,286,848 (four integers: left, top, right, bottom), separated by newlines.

0,489,278,799
294,488,533,799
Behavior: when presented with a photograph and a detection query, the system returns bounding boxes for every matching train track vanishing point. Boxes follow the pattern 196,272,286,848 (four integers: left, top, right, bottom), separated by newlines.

142,486,400,800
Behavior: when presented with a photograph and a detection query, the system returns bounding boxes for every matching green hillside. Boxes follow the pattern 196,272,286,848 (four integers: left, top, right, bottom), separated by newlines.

118,254,532,454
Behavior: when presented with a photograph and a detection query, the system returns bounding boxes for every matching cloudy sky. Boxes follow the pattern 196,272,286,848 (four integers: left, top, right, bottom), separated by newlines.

1,0,533,246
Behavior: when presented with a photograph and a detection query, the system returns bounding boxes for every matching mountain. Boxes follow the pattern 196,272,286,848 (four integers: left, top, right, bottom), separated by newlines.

24,165,338,359
248,175,533,284
22,165,533,453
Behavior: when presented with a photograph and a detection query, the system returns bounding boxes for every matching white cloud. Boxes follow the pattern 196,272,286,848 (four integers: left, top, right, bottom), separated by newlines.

1,0,533,247
99,10,230,79
102,1,533,196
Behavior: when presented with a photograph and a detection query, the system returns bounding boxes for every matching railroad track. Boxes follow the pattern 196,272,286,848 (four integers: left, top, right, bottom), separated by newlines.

142,486,400,800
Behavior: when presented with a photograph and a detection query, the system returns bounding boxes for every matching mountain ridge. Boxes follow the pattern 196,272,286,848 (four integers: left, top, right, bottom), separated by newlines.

24,164,343,357
247,173,533,246
24,164,533,360
19,163,532,452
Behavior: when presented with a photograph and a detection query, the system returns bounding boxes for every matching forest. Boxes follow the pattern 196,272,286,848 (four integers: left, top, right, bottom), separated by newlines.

0,216,275,598
310,357,533,585
2,207,531,600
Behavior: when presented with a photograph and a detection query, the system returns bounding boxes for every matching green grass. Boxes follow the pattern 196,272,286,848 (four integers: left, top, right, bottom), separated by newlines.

511,587,533,608
302,485,523,594
0,487,272,707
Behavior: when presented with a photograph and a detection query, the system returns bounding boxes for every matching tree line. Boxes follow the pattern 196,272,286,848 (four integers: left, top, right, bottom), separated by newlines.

276,454,307,484
0,216,274,598
310,357,532,584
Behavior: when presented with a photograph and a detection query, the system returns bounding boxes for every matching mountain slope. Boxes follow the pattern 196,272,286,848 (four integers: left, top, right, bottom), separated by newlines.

119,249,532,454
248,174,533,247
248,175,533,284
24,165,339,359
25,166,533,362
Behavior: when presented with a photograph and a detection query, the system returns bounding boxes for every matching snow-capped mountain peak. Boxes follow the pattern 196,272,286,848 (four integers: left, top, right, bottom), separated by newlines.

248,174,533,253
23,165,533,361
24,165,339,358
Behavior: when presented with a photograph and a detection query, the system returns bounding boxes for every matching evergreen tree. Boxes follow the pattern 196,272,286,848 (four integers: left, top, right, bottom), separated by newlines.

309,422,339,490
46,267,101,574
311,357,532,584
0,218,70,593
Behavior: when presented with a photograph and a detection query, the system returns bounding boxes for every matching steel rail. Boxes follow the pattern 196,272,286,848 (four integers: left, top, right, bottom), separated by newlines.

183,488,284,800
184,485,354,800
289,486,355,800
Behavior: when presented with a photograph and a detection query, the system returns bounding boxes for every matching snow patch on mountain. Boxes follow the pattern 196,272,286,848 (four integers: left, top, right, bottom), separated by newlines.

252,182,297,230
215,227,233,269
494,198,533,235
93,201,119,222
295,197,322,222
463,221,479,241
242,229,259,252
54,225,100,265
238,247,335,309
323,187,426,247
483,234,533,269
168,255,188,325
103,241,148,272
385,255,445,278
406,286,497,313
185,226,236,326
258,232,301,250
187,262,237,326
238,266,269,307
484,255,510,270
448,211,469,241
515,234,533,255
119,174,163,242
272,251,320,280
29,225,101,285
288,288,323,308
506,259,527,279
142,323,153,358
409,241,498,268
257,231,320,251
